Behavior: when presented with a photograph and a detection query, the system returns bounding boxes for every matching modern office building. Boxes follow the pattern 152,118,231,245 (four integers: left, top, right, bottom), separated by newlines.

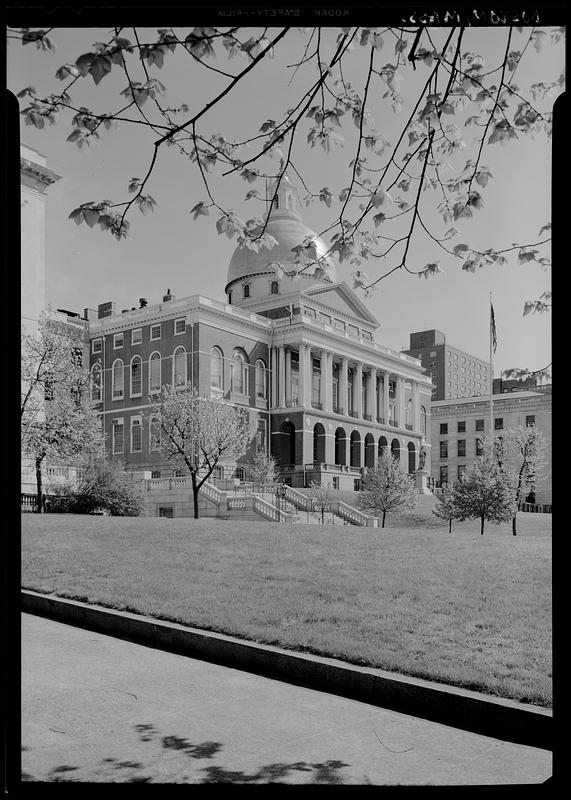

430,390,552,504
403,329,491,401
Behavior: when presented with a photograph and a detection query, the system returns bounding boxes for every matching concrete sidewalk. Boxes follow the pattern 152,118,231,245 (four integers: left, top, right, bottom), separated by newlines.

21,614,551,785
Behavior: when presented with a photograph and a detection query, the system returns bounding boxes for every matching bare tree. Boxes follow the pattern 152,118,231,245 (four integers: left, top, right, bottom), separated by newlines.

452,455,517,535
357,448,418,528
309,480,335,525
23,391,105,513
21,310,88,425
154,386,255,518
432,482,462,532
483,426,548,535
11,24,562,382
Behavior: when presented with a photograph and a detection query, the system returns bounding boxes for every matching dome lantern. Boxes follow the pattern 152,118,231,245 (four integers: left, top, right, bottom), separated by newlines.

225,173,336,303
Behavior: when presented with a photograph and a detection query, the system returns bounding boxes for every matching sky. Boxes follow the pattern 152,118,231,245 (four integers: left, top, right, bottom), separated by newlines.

8,24,561,377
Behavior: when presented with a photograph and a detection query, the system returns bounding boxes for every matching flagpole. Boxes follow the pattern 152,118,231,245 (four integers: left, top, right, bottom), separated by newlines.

489,292,494,448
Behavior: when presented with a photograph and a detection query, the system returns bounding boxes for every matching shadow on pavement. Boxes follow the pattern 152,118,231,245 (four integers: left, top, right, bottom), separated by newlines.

23,722,353,785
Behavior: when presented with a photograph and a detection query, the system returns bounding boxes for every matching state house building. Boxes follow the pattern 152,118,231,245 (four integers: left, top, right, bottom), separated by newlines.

87,176,432,489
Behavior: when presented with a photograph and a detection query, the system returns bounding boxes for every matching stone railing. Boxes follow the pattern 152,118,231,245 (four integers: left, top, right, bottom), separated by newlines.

200,481,224,506
227,496,247,511
253,494,292,522
336,501,377,527
283,485,313,511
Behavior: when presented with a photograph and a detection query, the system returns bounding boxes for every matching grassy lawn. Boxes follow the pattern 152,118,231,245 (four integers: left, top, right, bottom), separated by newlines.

21,511,552,707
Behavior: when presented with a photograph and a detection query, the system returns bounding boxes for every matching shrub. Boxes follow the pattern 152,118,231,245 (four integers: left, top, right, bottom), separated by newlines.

46,460,145,516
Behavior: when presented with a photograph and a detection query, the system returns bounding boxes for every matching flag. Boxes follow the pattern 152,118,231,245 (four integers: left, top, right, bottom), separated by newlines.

490,301,497,354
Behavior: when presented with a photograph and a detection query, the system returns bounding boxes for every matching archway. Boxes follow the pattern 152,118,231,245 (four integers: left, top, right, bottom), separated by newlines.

364,433,375,469
279,421,296,465
378,436,388,460
407,442,416,473
313,423,326,464
350,431,361,468
391,438,401,461
334,427,346,465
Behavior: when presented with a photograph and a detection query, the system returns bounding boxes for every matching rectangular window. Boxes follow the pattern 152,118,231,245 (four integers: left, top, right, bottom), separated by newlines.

476,438,484,456
150,324,161,340
440,466,448,485
440,423,448,434
131,328,142,345
458,421,466,432
494,418,503,430
457,439,466,457
149,415,161,451
476,419,485,431
256,418,267,452
131,417,142,452
332,476,340,489
526,415,536,427
174,318,186,335
440,441,448,459
113,332,124,349
348,324,359,337
354,479,361,491
112,418,124,454
458,465,466,480
158,507,174,518
130,360,142,396
92,338,102,354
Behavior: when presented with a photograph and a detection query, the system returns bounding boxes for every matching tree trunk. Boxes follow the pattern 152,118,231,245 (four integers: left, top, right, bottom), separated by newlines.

449,518,452,534
321,507,324,524
35,456,44,514
512,515,517,536
480,515,484,535
382,510,386,528
191,471,199,520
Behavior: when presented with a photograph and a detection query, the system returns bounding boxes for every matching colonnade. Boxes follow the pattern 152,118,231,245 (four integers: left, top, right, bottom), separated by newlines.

270,343,422,432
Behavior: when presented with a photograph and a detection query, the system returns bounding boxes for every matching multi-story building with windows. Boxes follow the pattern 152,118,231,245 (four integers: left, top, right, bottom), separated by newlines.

431,391,552,504
87,175,432,489
402,329,491,401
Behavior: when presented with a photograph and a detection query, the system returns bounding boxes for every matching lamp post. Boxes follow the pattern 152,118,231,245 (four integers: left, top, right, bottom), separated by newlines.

276,482,286,516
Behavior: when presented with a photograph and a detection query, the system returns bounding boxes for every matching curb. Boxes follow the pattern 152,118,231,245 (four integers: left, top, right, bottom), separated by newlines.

22,590,552,751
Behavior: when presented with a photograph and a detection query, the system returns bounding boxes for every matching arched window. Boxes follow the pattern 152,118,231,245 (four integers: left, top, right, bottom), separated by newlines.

243,284,250,298
420,405,427,438
90,363,102,402
173,346,187,389
130,355,142,397
149,352,161,395
255,359,266,399
112,359,124,399
210,347,224,393
270,280,279,295
231,349,248,395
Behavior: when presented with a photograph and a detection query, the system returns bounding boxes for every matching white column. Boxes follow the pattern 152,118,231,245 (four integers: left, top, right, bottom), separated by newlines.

271,347,278,409
278,345,286,408
298,343,306,408
396,376,405,428
340,357,348,416
324,351,333,412
367,367,377,420
306,346,313,407
355,362,363,419
413,381,421,432
319,351,327,410
285,349,292,406
383,373,390,424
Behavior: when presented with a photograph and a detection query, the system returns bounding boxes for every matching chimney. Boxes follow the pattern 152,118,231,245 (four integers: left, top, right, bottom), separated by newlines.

83,308,98,322
97,301,116,319
163,288,174,302
139,297,148,308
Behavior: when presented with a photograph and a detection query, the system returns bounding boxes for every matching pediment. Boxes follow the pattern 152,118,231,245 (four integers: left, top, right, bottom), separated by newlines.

303,282,379,327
